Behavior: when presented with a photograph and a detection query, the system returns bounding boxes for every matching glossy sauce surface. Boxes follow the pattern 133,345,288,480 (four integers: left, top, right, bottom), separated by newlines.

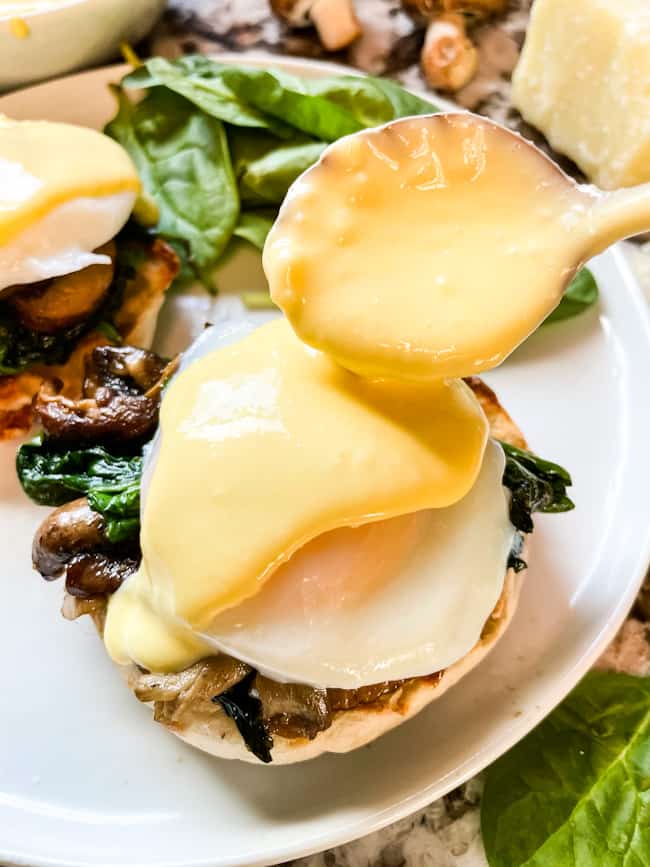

0,116,139,245
264,114,590,381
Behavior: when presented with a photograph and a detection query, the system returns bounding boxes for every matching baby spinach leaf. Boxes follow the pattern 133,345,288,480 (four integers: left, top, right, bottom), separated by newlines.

106,87,239,289
234,135,327,204
219,67,437,142
307,73,437,125
500,442,574,535
545,268,599,325
217,66,367,141
107,60,438,288
123,56,290,137
232,211,276,250
481,671,650,867
362,74,438,119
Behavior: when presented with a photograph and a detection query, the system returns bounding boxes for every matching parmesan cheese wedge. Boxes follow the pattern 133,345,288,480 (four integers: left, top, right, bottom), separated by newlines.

512,0,650,190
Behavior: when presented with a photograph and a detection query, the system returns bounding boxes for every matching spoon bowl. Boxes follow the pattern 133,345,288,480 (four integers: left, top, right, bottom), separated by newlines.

264,113,650,381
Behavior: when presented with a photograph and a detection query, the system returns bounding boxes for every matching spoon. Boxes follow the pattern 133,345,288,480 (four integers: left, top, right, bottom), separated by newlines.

263,112,650,381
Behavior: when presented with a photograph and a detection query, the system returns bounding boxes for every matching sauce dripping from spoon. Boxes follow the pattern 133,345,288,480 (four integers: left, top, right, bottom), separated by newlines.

264,113,650,381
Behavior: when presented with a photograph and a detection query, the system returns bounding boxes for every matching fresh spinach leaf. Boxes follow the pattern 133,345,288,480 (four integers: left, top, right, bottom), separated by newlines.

232,211,276,250
481,671,650,867
219,67,437,142
500,442,574,535
16,437,143,540
235,136,327,205
123,56,290,137
307,73,437,125
107,60,438,289
212,672,273,763
545,268,599,325
360,74,439,119
106,87,239,289
217,66,368,141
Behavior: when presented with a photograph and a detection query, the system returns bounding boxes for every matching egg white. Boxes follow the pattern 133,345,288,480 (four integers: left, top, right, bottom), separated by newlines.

140,311,516,689
0,190,135,291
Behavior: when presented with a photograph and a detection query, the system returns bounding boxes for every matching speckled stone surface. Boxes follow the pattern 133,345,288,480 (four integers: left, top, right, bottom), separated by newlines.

149,4,650,865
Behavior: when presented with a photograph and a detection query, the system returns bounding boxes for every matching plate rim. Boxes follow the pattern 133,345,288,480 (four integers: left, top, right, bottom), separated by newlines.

1,58,650,867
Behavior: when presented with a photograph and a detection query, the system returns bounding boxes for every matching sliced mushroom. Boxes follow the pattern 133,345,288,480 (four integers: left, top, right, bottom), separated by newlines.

327,681,403,710
8,242,116,333
309,0,361,50
403,0,507,18
152,657,253,726
420,12,478,91
32,498,107,580
34,384,160,443
83,345,168,398
34,344,167,444
65,554,138,598
255,674,332,739
269,0,316,26
270,0,361,51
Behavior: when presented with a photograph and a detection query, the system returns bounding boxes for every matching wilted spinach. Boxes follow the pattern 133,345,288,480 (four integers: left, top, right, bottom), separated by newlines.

212,672,273,763
501,442,574,535
0,248,133,375
500,442,574,572
481,671,650,867
16,437,143,542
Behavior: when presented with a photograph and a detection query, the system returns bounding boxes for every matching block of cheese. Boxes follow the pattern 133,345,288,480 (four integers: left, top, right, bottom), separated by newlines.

512,0,650,189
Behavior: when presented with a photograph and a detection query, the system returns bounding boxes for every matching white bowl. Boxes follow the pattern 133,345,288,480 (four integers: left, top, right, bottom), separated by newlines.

0,0,166,91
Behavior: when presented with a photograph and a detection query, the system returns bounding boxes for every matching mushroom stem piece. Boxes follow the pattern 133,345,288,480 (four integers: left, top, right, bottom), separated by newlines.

310,0,361,51
270,0,361,51
421,12,479,91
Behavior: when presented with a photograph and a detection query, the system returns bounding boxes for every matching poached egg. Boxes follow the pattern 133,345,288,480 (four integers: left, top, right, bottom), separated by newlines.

104,313,514,688
0,116,139,291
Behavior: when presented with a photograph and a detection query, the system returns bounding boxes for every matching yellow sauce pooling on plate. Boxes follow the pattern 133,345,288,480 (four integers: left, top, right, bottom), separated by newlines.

264,114,590,381
104,319,488,672
0,116,140,244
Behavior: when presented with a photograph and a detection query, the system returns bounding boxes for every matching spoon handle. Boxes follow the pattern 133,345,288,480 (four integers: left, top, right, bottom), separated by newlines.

585,182,650,255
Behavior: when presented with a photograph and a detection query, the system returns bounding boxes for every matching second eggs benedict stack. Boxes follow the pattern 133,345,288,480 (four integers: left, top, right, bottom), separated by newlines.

0,116,178,437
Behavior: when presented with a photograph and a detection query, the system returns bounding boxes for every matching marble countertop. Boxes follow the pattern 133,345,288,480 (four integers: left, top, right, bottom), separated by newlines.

148,4,650,865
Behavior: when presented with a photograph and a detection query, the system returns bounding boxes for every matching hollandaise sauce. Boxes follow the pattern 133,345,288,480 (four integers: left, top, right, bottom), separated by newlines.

0,116,139,245
104,319,489,674
263,113,594,381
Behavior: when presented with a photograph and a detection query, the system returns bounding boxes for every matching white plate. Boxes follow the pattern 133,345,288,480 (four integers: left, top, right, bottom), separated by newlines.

1,56,650,867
